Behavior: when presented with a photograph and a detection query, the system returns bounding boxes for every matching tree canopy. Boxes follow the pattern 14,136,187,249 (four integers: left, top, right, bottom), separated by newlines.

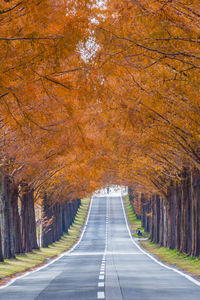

1,0,200,200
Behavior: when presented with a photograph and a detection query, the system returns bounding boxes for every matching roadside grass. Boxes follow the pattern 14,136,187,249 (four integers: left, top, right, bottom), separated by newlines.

141,241,200,278
124,195,149,238
124,195,200,279
0,198,90,280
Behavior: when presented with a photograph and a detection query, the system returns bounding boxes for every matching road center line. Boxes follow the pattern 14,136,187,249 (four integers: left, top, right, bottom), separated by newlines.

97,291,105,299
98,282,105,287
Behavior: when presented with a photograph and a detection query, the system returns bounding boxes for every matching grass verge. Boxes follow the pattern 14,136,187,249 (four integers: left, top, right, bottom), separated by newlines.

124,195,200,279
140,241,200,278
0,198,90,282
124,195,149,238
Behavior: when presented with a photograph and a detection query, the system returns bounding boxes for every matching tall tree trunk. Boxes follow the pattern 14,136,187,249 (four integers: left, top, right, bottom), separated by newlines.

180,170,188,254
0,223,3,262
128,186,134,207
163,200,168,248
175,182,181,251
10,184,23,254
62,202,69,233
186,172,192,255
21,186,38,252
170,185,176,249
159,197,164,246
41,193,50,248
154,195,160,244
191,169,200,256
0,173,15,258
150,195,154,242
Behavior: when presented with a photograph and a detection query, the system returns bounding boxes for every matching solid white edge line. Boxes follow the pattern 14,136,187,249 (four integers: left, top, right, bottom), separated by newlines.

120,194,200,287
0,196,94,290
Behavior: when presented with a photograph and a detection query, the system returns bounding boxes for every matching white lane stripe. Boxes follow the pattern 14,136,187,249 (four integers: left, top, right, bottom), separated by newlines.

0,197,94,290
99,275,104,280
98,282,104,287
100,271,104,275
97,291,105,299
120,195,200,287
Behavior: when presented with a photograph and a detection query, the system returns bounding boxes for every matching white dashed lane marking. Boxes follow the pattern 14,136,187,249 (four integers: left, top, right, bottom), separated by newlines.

97,197,108,299
97,291,105,299
98,282,105,287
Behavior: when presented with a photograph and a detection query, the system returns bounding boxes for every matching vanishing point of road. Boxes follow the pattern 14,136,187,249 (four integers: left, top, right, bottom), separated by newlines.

0,195,199,299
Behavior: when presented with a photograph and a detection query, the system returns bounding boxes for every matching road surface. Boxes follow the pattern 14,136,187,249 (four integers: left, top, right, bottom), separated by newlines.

0,196,199,299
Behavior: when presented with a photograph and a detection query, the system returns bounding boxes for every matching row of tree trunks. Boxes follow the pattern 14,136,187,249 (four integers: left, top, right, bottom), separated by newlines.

41,197,81,248
128,168,200,257
0,175,82,261
0,175,39,261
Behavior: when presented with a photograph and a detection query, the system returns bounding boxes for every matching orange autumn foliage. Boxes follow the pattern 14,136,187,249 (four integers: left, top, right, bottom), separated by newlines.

0,0,200,202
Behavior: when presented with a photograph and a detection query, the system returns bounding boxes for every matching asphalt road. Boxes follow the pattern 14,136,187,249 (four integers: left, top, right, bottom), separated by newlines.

0,195,199,299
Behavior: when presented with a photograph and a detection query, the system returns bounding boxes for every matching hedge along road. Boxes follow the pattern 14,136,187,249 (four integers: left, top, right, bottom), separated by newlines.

0,194,199,300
